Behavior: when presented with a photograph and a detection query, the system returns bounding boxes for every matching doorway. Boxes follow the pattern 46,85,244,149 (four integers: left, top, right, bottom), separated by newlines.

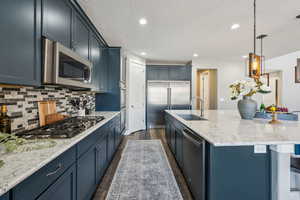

127,59,146,134
195,69,218,110
261,71,282,106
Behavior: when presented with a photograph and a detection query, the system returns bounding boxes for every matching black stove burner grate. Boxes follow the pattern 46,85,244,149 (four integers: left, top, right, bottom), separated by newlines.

17,116,105,139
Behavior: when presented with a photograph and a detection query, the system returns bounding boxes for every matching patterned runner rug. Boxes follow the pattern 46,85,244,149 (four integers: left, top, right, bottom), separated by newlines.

106,140,183,200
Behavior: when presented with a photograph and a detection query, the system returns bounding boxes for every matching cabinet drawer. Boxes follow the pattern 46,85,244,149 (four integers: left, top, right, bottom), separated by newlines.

37,164,76,200
13,146,76,200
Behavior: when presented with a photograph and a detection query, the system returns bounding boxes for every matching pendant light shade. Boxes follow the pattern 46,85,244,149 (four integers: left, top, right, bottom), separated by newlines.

248,53,261,78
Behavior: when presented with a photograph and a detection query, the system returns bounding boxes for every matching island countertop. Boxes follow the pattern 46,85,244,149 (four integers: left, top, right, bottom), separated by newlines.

166,110,300,146
0,111,119,196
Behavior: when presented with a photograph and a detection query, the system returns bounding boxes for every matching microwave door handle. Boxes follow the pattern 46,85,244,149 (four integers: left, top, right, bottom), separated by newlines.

53,42,60,83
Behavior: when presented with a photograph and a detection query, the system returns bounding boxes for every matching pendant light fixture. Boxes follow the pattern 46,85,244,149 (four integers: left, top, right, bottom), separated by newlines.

257,34,270,85
257,34,268,75
246,0,261,80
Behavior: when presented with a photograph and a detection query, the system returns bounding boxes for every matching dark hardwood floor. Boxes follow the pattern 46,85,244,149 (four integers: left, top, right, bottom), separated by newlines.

92,128,193,200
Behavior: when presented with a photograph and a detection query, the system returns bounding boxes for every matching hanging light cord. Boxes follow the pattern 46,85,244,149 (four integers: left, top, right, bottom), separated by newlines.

254,0,256,55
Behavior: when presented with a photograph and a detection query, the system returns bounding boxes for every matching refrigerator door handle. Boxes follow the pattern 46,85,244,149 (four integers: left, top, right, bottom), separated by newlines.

167,88,170,110
169,88,172,110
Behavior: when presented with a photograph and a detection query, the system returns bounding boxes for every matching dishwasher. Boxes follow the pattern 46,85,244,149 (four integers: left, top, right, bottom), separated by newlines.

182,128,206,200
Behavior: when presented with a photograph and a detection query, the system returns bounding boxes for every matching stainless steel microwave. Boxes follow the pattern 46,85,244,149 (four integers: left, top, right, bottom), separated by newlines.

43,38,93,88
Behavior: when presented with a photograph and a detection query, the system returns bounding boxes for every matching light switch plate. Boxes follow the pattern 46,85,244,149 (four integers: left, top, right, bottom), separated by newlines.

254,145,267,154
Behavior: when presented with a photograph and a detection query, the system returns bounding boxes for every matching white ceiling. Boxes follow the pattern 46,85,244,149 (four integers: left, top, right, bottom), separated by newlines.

78,0,300,63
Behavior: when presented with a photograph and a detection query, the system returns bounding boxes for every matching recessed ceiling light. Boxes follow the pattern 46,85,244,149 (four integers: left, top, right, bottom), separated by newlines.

193,53,199,57
139,18,147,25
231,24,240,30
141,52,147,56
242,55,248,58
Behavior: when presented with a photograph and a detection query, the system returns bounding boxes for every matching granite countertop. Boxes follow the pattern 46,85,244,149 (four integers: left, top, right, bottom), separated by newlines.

0,111,119,196
166,110,300,147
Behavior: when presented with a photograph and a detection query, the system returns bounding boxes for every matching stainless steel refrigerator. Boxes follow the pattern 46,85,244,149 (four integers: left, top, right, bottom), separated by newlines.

147,81,191,128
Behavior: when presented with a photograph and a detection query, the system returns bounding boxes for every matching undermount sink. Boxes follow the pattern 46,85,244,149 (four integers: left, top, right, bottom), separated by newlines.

178,114,208,121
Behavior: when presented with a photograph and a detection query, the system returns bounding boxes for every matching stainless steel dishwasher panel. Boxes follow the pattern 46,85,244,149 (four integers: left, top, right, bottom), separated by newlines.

182,129,206,200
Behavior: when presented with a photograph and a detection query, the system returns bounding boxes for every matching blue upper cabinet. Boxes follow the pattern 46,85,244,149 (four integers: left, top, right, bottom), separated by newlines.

99,48,109,92
90,34,101,91
147,65,191,81
169,66,191,81
147,66,169,80
0,0,41,86
42,0,72,48
96,47,121,111
90,33,108,92
72,13,90,60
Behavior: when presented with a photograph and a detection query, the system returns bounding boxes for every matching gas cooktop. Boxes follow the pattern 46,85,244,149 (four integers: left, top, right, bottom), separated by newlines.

17,116,105,139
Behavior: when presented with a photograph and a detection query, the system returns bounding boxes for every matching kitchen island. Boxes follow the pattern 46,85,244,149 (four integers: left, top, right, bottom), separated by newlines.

0,111,121,200
165,110,300,200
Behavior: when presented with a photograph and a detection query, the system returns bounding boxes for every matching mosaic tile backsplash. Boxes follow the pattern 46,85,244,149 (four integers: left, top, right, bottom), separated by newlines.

0,86,95,133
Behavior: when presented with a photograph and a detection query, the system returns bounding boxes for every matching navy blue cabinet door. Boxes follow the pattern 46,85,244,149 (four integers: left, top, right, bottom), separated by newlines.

37,164,76,200
99,48,108,92
77,145,97,200
107,122,115,162
96,139,107,183
0,0,41,86
73,13,90,60
169,66,191,81
207,145,270,200
147,66,169,80
90,34,101,91
42,0,72,48
95,48,121,110
0,192,9,200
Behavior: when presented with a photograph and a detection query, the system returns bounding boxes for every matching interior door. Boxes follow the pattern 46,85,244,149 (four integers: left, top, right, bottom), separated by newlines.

200,72,210,110
128,61,146,133
147,81,169,128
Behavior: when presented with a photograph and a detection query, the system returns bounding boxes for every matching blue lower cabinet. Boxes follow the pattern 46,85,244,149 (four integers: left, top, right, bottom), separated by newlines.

37,164,76,200
77,145,97,200
6,116,120,200
207,145,270,200
13,147,76,200
0,192,9,200
95,139,107,183
165,113,270,200
107,123,115,162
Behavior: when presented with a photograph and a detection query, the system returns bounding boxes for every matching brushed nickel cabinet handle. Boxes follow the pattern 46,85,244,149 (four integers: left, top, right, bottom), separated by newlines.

46,163,62,177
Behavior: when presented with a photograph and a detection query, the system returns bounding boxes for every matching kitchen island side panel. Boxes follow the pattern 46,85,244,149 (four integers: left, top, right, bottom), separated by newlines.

207,144,271,200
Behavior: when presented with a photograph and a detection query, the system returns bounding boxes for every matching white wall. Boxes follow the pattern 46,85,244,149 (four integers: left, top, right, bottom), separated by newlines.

192,59,247,110
192,50,300,111
265,51,300,111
